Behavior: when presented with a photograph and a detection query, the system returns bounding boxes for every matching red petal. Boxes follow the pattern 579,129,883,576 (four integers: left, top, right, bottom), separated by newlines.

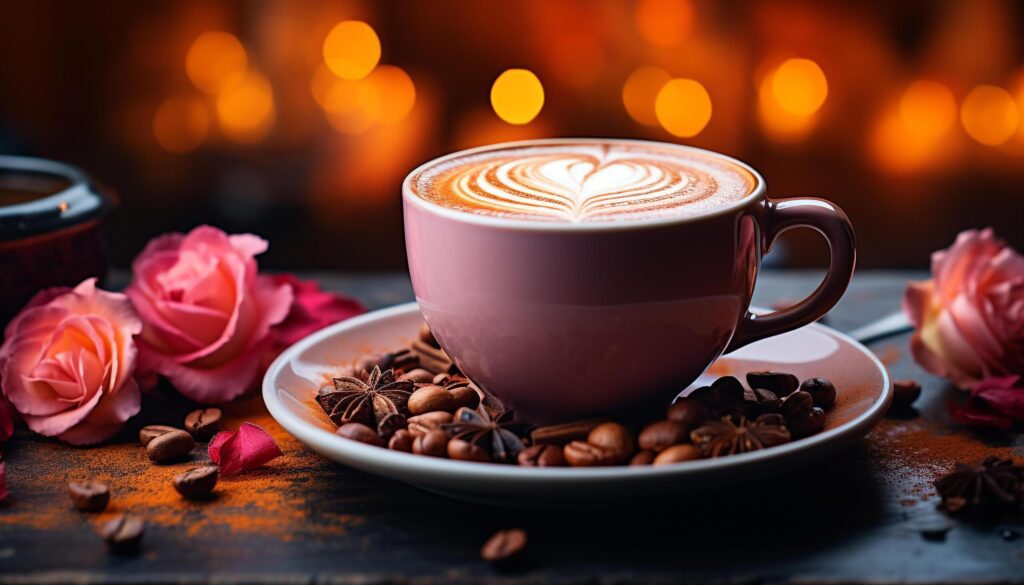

974,375,1024,421
0,460,8,503
207,422,282,475
948,398,1014,430
271,274,365,347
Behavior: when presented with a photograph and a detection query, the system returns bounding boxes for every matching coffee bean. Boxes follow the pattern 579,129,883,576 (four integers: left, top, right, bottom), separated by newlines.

380,347,420,372
653,444,703,465
432,372,453,385
448,438,491,462
563,440,615,466
418,323,440,348
587,422,635,464
388,429,414,452
743,388,781,418
789,406,827,439
67,481,109,512
138,425,179,447
667,397,710,427
892,379,922,410
376,413,408,441
145,429,195,463
336,422,383,446
450,385,481,410
517,444,566,467
184,408,222,440
407,411,453,435
800,378,837,409
638,420,690,452
686,386,719,412
746,371,799,397
481,528,527,564
399,368,435,384
408,385,457,415
630,450,657,466
781,390,814,421
173,465,219,500
712,376,746,406
413,428,449,457
530,418,609,446
100,514,144,554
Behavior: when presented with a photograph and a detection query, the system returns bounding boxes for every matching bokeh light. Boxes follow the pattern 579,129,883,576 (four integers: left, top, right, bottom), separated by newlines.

622,66,670,126
215,72,275,143
757,71,816,141
310,64,334,108
960,84,1019,146
870,107,943,174
323,21,381,80
655,78,712,137
490,69,545,125
635,0,695,48
322,78,380,134
368,65,416,125
898,80,957,139
186,32,248,94
152,95,209,153
770,58,828,116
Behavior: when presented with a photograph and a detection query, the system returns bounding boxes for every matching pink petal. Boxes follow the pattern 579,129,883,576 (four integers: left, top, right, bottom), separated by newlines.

208,422,282,475
0,460,8,503
948,397,1014,430
0,396,14,442
271,274,366,346
973,375,1024,421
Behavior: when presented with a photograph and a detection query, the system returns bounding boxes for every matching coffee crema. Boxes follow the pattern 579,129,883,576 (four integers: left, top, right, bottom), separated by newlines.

410,141,757,223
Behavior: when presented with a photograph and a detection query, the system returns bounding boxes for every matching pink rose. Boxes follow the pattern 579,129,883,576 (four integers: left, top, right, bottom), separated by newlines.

270,274,365,348
903,228,1024,389
0,279,142,445
126,226,292,403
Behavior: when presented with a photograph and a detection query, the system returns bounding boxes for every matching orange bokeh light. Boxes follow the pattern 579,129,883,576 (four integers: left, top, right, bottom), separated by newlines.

655,78,712,137
960,84,1019,146
491,69,545,125
770,58,828,116
323,21,381,80
622,66,670,126
152,95,209,153
898,80,957,139
635,0,695,48
186,32,248,94
322,78,380,134
369,65,416,125
215,72,275,143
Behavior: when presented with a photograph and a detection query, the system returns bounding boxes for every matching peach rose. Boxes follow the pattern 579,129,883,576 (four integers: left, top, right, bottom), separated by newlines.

0,279,142,445
903,228,1024,389
126,226,292,403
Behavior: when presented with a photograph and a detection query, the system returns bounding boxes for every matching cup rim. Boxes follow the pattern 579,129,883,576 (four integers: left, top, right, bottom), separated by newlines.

402,138,766,232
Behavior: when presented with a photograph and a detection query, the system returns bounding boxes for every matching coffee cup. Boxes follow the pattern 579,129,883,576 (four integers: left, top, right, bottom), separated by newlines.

403,139,855,423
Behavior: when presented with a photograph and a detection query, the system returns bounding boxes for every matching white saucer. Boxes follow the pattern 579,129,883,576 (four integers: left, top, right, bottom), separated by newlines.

263,302,892,507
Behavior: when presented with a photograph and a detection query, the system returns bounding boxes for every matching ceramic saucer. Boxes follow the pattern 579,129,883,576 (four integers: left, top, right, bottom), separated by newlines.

263,302,892,507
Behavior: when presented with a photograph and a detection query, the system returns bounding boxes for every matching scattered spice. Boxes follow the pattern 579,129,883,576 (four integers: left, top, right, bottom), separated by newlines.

933,456,1023,518
316,367,414,427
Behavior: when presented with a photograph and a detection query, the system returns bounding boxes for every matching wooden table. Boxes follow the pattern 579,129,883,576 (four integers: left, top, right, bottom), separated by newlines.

2,271,1022,584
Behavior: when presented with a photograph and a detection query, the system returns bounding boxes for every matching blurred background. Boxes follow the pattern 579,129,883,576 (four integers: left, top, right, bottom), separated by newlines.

1,0,1022,271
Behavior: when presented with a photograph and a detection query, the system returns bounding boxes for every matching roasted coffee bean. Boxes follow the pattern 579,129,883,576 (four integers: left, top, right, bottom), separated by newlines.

743,388,781,415
173,465,219,500
630,450,657,466
481,528,527,565
381,347,420,372
450,385,481,410
517,444,566,467
407,411,453,435
376,413,408,441
100,514,145,554
712,376,746,406
408,385,457,415
663,397,712,426
638,420,690,452
448,438,491,462
336,422,383,446
413,428,449,457
138,425,179,447
892,379,922,410
746,371,800,397
530,418,609,446
399,368,435,384
418,323,440,348
801,378,837,409
432,372,453,385
184,408,222,440
145,429,195,463
587,422,636,464
388,429,414,452
686,386,719,412
563,440,615,467
789,407,827,439
780,390,814,421
653,444,703,465
67,481,110,512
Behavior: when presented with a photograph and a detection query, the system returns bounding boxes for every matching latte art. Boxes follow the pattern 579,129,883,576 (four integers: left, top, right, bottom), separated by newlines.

410,142,756,222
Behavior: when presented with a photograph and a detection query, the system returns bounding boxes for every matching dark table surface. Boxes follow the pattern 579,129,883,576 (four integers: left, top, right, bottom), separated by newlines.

2,270,1023,584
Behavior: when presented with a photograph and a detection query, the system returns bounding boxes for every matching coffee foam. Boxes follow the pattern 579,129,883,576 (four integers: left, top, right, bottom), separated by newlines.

410,142,757,223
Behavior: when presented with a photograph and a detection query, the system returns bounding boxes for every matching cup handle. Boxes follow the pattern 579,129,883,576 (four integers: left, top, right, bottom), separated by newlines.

725,197,856,353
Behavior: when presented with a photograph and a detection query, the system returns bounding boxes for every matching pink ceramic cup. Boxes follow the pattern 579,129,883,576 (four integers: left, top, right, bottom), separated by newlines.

403,139,855,423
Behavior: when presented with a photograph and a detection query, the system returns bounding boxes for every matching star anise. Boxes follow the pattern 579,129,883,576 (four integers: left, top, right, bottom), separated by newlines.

316,367,414,428
443,407,533,463
690,414,791,457
934,456,1023,516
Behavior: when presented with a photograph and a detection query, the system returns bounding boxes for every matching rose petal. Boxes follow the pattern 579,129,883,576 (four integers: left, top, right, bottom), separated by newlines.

0,460,7,503
972,375,1024,421
208,422,282,475
271,274,366,347
948,398,1014,430
0,396,14,442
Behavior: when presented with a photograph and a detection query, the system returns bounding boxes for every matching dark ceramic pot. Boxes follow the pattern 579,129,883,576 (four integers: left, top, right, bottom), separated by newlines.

0,156,113,326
